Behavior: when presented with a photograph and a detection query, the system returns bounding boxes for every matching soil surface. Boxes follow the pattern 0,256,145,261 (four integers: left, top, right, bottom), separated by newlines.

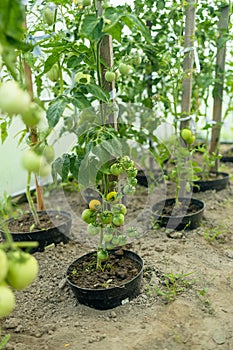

1,160,233,350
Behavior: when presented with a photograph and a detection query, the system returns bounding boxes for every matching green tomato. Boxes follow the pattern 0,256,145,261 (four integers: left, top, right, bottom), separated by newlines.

186,135,196,144
43,145,55,163
21,150,42,173
126,227,138,237
82,209,97,224
127,167,138,178
0,284,15,319
110,163,123,176
119,63,131,75
100,211,113,224
43,7,55,26
132,55,142,65
181,128,192,142
0,249,8,283
112,213,125,227
38,158,51,177
104,233,113,243
123,184,136,195
111,236,120,246
6,251,39,290
128,177,138,186
112,204,127,215
122,156,134,169
47,64,59,82
104,71,115,82
87,223,100,236
74,72,91,84
117,235,127,246
21,102,42,127
0,81,31,116
97,249,108,262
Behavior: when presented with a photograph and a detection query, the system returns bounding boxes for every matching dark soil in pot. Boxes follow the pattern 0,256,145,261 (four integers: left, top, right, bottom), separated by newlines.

152,197,205,230
193,172,229,192
66,249,143,310
0,210,72,253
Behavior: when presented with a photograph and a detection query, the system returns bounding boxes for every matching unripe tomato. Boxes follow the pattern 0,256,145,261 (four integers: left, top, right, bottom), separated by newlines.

132,55,142,65
38,158,51,177
123,184,136,195
104,233,113,243
21,102,42,127
117,234,127,246
186,135,196,144
112,203,127,215
21,150,42,173
6,251,39,290
105,71,115,82
122,156,134,169
43,145,55,163
43,6,55,26
112,213,125,226
126,227,138,237
110,163,123,176
81,209,97,224
97,249,108,262
0,284,15,319
128,177,137,186
181,128,192,142
127,167,138,178
89,199,101,211
87,223,100,236
119,63,131,75
0,81,31,116
47,64,59,82
0,249,8,283
100,211,113,224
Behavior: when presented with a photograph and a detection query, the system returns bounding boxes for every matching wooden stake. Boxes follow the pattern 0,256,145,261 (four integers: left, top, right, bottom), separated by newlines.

209,5,230,171
180,0,196,129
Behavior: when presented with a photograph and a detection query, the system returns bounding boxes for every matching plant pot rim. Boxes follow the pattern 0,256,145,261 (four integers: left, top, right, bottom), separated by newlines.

66,249,144,292
152,197,206,219
195,171,229,182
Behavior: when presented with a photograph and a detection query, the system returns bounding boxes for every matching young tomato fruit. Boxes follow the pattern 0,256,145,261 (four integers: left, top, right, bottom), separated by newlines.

100,211,113,224
112,203,127,215
81,209,97,224
0,81,31,116
119,63,131,75
89,199,101,211
87,224,100,236
104,71,115,82
47,64,59,82
110,163,123,176
181,128,192,142
43,6,55,26
43,145,55,164
0,284,16,319
21,102,42,127
112,213,125,226
0,249,8,283
6,251,39,290
106,191,118,202
21,150,42,174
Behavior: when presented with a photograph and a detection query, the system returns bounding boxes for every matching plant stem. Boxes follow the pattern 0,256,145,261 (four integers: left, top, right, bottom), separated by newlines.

26,172,40,226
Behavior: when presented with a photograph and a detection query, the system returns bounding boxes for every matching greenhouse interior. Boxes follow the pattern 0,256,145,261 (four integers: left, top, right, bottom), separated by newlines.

0,1,233,349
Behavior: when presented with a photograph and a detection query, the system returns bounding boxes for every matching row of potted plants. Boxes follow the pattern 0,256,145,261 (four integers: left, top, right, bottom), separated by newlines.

0,0,232,312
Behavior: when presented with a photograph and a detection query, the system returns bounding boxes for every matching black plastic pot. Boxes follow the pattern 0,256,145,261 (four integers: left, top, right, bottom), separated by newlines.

66,250,143,310
152,197,205,231
0,210,72,253
193,172,229,192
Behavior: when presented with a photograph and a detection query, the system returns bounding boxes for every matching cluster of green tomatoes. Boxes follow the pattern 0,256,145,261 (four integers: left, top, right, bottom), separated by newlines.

0,248,38,319
81,156,138,251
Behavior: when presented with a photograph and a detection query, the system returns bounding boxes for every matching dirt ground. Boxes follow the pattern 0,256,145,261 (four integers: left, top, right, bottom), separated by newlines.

1,160,233,350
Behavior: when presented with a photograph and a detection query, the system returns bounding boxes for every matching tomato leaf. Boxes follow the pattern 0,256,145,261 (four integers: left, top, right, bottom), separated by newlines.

46,96,68,128
86,84,109,102
80,14,104,41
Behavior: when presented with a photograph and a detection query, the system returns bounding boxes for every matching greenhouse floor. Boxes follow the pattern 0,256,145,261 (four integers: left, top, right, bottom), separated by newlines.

1,163,233,350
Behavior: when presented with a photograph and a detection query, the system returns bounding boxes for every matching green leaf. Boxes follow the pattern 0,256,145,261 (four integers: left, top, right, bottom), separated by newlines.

0,0,25,47
87,84,109,102
43,54,60,74
122,14,152,44
46,96,68,128
106,22,123,42
80,14,104,41
0,121,8,143
70,94,92,110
